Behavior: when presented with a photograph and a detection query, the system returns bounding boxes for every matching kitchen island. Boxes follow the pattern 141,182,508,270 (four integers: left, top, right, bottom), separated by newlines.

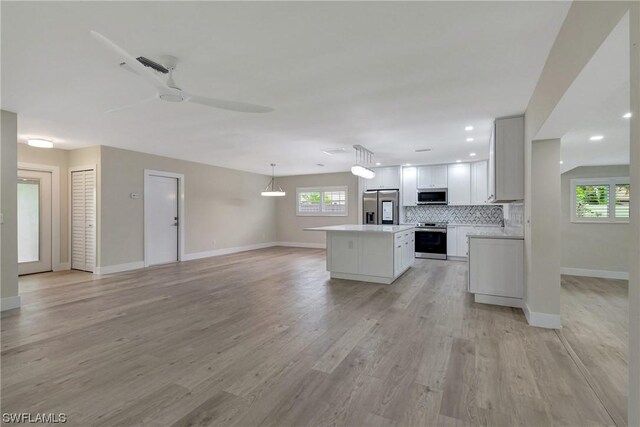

305,224,415,284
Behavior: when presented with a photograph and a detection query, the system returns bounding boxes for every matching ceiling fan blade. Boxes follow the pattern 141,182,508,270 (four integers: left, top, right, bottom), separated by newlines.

187,95,274,113
90,30,169,92
104,96,157,115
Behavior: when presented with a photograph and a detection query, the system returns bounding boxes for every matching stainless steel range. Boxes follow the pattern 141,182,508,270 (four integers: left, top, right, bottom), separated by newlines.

414,222,447,260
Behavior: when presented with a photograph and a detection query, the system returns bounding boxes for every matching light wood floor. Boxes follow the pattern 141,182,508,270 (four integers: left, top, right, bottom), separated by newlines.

1,247,618,426
560,275,628,427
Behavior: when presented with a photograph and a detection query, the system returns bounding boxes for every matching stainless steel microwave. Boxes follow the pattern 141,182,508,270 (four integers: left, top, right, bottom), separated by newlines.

416,188,448,205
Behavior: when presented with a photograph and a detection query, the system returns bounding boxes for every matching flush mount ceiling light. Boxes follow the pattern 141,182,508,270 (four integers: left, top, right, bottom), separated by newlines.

466,137,474,142
469,152,476,157
465,126,474,131
375,162,381,166
589,135,604,141
261,163,286,197
456,159,462,163
351,145,375,179
623,112,632,119
27,138,54,148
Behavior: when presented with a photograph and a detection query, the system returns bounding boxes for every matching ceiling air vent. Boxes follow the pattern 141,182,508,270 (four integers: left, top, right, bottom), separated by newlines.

322,148,348,156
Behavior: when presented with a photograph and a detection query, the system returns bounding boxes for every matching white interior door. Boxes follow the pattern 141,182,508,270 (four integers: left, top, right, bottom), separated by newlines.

147,175,179,265
71,169,96,272
18,170,52,275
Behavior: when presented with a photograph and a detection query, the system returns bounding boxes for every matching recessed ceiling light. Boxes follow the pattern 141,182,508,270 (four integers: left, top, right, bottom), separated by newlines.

623,112,632,119
469,153,476,157
375,162,381,166
27,138,53,148
589,135,604,141
456,160,462,163
405,163,411,166
466,138,474,142
465,126,474,131
559,160,564,164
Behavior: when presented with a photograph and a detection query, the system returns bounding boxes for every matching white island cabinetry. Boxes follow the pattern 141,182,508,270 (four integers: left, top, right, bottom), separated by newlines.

305,225,414,284
468,235,524,308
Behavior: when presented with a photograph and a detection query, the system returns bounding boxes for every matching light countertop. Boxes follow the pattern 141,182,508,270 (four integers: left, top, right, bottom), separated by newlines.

305,224,415,233
467,230,524,240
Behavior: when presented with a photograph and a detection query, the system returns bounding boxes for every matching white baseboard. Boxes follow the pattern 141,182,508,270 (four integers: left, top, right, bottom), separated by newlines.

330,272,393,284
474,293,522,308
1,295,21,312
523,303,562,329
182,242,276,261
94,261,145,275
274,241,326,249
561,267,628,280
95,243,322,274
53,262,70,272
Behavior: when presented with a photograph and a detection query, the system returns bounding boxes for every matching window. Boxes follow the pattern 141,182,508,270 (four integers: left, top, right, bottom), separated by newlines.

571,177,630,223
296,186,348,216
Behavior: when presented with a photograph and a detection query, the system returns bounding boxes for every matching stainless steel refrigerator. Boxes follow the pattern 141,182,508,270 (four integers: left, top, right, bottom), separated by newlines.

363,190,400,225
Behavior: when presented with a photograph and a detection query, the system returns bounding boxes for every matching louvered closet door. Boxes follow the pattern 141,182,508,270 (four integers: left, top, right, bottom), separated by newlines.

71,169,96,272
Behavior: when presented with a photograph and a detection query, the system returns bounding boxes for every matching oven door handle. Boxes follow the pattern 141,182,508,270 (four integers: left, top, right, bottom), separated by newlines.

417,228,447,233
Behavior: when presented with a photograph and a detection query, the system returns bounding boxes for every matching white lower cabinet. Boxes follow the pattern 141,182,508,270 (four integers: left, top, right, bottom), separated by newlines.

447,225,502,259
456,227,470,257
394,230,415,276
468,237,524,308
326,229,414,284
446,226,457,256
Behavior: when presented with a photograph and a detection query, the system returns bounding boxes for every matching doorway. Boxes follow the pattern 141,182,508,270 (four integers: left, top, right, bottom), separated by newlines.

17,169,52,275
144,170,184,266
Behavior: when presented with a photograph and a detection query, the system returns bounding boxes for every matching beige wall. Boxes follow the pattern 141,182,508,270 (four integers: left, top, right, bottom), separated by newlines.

561,165,630,273
99,145,275,267
1,110,19,306
275,172,359,246
17,144,69,264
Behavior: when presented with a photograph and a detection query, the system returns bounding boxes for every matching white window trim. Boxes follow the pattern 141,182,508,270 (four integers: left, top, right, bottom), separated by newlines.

296,185,348,217
570,177,629,224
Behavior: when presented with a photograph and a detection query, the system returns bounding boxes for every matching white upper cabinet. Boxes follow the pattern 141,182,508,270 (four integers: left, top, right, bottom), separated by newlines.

447,163,471,205
489,116,524,202
471,161,489,204
364,166,401,190
417,165,447,189
401,167,417,206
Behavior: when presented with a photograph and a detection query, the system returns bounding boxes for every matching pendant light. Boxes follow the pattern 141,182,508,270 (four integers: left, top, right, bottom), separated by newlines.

261,163,286,197
351,145,376,179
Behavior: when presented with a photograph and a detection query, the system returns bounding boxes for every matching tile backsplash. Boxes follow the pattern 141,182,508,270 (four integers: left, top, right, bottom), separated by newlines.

405,205,504,225
503,203,524,232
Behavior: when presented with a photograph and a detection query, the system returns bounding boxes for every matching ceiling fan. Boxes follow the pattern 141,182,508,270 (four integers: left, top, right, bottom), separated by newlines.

90,31,274,114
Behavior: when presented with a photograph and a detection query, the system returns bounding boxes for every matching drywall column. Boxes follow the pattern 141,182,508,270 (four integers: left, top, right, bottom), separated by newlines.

0,110,19,311
628,2,639,425
526,139,561,327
